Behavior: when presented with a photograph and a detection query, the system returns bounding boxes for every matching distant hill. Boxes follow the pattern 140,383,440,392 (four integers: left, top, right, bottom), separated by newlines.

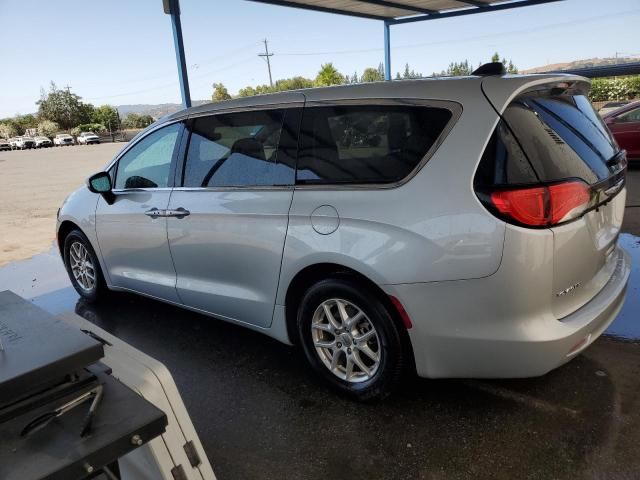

523,56,640,74
117,100,209,120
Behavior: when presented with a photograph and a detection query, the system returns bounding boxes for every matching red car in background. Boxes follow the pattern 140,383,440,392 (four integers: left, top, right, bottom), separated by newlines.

602,100,640,163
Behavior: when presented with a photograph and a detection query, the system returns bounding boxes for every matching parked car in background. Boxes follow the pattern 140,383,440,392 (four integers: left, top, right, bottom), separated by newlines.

10,136,35,149
77,132,100,145
603,100,640,163
34,136,52,148
599,101,630,116
57,70,630,399
0,139,11,151
54,134,75,146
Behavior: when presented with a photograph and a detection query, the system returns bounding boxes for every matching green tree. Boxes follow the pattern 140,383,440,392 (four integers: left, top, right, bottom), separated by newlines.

274,76,314,91
238,76,314,97
121,113,154,129
361,66,384,83
0,122,17,139
212,83,232,102
72,123,106,136
37,120,59,137
237,85,257,97
14,114,38,133
446,60,472,76
345,71,359,84
36,82,93,130
92,105,120,132
399,63,421,79
490,52,518,73
315,63,345,87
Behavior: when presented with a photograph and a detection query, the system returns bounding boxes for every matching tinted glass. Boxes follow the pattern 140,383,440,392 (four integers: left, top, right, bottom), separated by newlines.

297,105,452,184
115,123,181,189
502,94,618,184
617,106,640,123
183,110,295,187
474,121,538,188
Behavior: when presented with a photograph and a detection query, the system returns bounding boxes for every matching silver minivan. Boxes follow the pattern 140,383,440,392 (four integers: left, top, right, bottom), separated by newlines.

58,69,630,399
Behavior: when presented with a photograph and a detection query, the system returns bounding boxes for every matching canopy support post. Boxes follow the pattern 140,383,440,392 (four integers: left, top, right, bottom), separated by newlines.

164,0,192,108
384,20,391,81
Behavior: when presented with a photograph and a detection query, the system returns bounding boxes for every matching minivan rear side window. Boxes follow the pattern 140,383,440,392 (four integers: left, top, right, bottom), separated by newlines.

297,105,453,184
182,109,296,188
501,94,619,185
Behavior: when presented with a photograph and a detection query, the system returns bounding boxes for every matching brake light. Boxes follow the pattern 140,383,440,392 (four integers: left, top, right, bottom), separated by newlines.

490,181,590,227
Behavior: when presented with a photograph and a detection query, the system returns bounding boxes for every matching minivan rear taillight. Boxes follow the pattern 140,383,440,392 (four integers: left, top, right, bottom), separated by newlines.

490,181,590,227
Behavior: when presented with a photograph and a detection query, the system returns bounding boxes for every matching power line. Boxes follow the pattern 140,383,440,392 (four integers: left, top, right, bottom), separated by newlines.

258,39,274,87
275,8,640,57
85,55,255,101
78,42,262,90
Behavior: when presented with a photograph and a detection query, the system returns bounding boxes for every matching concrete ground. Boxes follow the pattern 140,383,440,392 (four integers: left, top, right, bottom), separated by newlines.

0,146,639,480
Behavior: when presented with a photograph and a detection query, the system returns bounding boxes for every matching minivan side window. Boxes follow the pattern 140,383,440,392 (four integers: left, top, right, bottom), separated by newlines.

114,123,181,189
296,105,453,184
182,109,296,188
501,95,617,184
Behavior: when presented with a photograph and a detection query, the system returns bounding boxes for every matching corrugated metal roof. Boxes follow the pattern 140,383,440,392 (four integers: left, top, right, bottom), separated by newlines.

248,0,563,22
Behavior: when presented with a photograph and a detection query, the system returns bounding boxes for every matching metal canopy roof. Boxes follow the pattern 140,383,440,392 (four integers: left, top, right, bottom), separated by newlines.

249,0,563,24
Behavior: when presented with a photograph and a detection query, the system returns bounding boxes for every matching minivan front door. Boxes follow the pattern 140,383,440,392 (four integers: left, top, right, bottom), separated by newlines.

167,106,302,328
96,122,183,302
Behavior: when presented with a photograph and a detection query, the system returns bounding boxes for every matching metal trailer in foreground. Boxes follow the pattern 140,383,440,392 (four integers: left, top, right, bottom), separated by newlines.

60,311,217,480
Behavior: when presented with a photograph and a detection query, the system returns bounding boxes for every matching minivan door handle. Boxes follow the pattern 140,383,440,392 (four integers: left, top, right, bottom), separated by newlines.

164,207,190,219
145,208,163,218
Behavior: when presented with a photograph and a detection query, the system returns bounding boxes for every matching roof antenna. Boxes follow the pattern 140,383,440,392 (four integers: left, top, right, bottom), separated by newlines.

472,62,506,76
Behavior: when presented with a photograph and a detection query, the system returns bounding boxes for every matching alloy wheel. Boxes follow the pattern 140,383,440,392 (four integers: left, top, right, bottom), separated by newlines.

69,241,96,292
311,298,382,383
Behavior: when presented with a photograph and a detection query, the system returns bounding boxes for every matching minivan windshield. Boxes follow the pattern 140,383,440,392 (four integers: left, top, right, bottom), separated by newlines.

502,94,620,185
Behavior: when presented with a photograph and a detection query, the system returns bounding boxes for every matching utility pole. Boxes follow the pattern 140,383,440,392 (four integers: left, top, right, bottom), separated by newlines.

64,84,72,131
258,39,274,87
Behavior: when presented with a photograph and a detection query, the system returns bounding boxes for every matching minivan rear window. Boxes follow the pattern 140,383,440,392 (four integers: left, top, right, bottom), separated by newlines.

500,94,619,185
297,105,453,184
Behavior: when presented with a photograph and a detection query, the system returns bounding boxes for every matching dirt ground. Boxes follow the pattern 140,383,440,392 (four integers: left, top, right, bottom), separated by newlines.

0,143,124,267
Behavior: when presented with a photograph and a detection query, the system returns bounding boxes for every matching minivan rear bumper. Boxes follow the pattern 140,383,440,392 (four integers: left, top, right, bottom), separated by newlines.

384,246,630,379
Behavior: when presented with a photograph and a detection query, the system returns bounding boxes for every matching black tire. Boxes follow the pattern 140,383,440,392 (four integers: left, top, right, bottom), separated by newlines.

63,230,107,302
297,276,407,400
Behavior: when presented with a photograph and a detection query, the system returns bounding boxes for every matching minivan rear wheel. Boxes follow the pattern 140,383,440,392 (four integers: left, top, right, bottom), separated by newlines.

63,230,106,302
297,277,406,400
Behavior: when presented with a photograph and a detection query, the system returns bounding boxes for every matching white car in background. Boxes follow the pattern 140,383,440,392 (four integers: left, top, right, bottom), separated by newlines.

11,136,36,149
34,136,52,148
77,132,100,145
54,134,75,146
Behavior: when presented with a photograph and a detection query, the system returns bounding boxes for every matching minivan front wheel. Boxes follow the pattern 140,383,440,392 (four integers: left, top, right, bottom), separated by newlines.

297,277,406,400
63,230,106,302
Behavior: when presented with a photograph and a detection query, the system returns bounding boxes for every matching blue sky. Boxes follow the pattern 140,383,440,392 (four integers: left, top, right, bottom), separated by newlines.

0,0,638,117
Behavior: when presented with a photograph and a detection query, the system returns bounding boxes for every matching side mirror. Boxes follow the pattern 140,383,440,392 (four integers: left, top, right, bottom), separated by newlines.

87,172,115,205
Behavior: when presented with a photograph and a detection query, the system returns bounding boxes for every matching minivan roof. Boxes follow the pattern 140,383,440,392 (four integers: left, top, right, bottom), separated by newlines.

166,73,585,122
